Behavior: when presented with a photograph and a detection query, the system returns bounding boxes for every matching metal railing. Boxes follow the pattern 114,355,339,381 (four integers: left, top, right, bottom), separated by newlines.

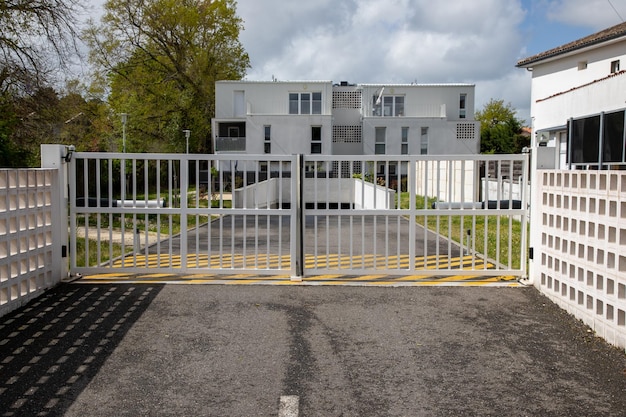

215,137,246,152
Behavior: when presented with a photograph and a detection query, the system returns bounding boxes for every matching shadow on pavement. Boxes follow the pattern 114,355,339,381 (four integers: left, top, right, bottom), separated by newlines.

0,283,163,417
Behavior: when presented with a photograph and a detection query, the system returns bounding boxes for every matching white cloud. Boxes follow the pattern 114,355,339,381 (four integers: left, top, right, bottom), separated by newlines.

238,0,526,85
237,0,532,122
546,0,626,29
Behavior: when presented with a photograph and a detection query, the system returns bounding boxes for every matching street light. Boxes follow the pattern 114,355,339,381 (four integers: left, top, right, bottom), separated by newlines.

120,113,128,153
183,129,191,154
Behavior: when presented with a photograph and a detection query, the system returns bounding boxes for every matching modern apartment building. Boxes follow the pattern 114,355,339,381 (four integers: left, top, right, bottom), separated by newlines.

211,80,480,158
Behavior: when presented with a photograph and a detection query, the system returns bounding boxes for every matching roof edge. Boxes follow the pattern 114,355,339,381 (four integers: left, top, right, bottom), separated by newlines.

516,21,626,68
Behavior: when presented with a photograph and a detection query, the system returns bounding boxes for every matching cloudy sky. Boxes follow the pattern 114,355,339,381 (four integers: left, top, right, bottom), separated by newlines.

85,0,626,125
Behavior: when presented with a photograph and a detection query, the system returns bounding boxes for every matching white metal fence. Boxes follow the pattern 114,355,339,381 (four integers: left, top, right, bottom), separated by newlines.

68,152,529,278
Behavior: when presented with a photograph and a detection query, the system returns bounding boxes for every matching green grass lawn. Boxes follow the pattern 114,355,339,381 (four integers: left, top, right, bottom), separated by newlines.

400,192,526,270
75,191,232,267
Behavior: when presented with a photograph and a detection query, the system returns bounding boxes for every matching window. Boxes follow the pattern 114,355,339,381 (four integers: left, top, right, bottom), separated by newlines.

401,127,409,155
289,92,322,114
420,127,429,155
578,61,588,70
611,60,620,73
311,126,322,154
375,127,386,154
373,95,404,116
459,93,467,119
312,92,322,114
264,125,271,154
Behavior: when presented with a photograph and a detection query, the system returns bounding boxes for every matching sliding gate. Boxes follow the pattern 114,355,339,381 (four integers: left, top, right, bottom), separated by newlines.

69,153,528,278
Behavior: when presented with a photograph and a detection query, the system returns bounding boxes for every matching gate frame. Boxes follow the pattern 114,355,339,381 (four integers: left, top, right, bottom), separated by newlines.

68,152,529,278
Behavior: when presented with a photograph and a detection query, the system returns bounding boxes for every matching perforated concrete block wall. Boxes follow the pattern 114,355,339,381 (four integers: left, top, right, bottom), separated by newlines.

536,170,626,351
0,169,56,316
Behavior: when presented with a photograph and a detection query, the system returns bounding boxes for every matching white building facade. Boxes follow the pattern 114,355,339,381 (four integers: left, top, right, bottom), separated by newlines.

517,22,626,169
212,80,480,158
519,24,626,351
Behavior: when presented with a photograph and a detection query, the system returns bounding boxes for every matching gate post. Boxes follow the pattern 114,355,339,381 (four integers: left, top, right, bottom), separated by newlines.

292,154,304,280
41,144,71,282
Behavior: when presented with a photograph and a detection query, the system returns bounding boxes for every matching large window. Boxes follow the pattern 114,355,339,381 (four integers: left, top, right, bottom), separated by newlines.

568,112,626,165
289,92,322,115
373,95,404,116
375,127,386,154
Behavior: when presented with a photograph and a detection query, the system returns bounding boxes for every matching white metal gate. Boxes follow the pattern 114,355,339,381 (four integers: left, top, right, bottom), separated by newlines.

69,153,528,278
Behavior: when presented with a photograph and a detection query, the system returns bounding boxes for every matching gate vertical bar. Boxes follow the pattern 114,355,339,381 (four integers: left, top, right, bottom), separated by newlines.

180,156,188,271
408,158,416,271
293,154,303,280
521,152,530,278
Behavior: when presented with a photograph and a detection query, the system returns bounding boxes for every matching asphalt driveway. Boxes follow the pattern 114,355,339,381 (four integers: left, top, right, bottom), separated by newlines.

1,284,625,416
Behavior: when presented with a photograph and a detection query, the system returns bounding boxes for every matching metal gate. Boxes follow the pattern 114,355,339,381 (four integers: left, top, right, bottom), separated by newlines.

69,153,528,278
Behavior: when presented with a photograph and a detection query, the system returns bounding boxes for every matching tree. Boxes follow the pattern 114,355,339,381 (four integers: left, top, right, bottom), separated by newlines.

0,0,84,93
85,0,250,153
475,99,528,154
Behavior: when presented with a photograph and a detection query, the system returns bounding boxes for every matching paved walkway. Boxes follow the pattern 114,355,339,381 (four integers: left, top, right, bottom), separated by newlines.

1,284,624,416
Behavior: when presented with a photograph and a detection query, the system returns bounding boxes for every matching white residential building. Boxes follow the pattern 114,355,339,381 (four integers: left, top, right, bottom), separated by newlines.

211,80,480,158
517,22,626,169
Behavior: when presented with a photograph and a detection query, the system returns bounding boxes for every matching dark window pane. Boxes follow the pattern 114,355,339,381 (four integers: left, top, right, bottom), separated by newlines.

571,116,600,164
312,126,321,141
301,93,311,114
603,111,624,163
289,93,299,114
312,92,322,114
311,143,322,154
395,96,404,116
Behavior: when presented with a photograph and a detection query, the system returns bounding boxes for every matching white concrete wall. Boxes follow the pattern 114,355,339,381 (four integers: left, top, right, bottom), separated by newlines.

215,80,334,118
245,114,333,155
481,178,529,202
415,160,477,203
533,170,626,352
360,84,475,121
234,178,395,210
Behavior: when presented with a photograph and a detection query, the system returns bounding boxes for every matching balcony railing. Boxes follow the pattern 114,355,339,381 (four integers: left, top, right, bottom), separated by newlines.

215,137,246,152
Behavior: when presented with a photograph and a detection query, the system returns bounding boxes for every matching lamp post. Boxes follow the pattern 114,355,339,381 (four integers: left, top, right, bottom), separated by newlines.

120,113,128,153
183,129,191,154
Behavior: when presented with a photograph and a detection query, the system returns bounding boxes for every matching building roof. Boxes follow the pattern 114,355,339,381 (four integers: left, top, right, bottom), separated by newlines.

217,80,474,88
516,21,626,68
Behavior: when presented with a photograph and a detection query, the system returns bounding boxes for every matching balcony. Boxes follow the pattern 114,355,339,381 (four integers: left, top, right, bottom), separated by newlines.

215,137,246,153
